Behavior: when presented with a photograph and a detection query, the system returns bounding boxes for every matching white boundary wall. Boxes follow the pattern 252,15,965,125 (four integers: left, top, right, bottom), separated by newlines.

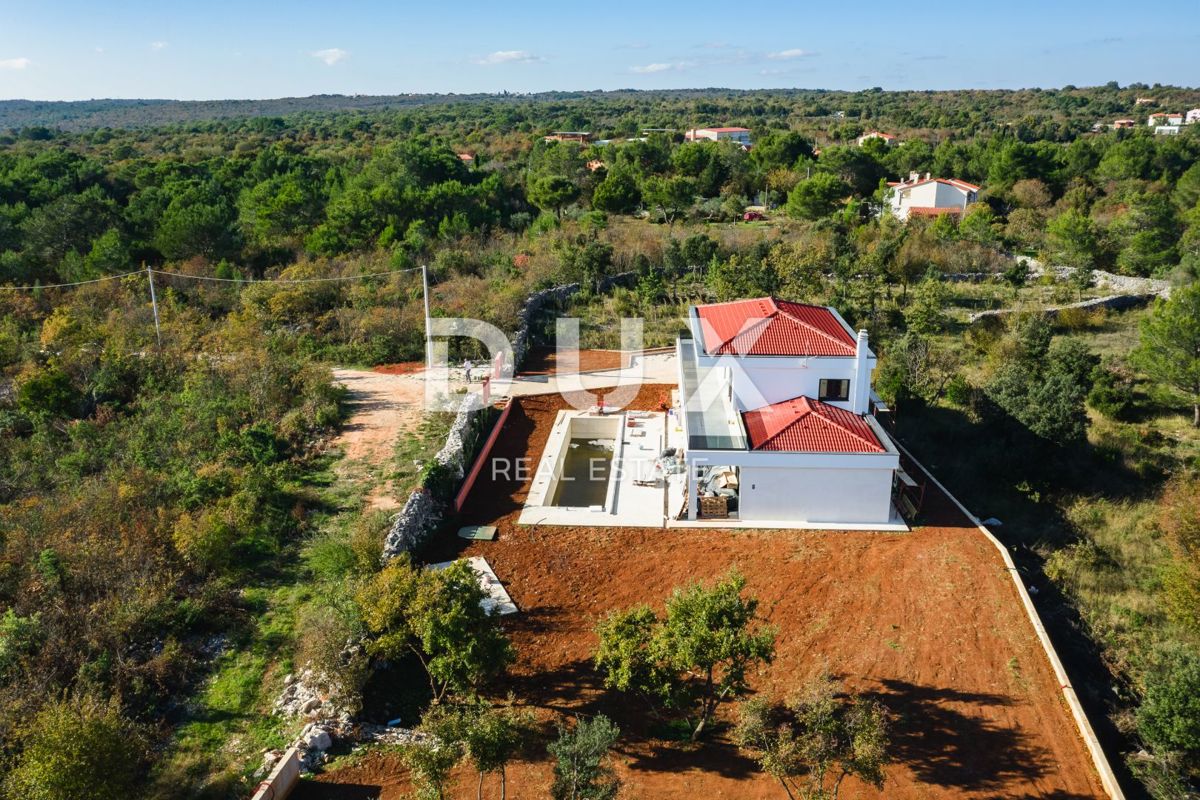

894,442,1125,800
249,746,300,800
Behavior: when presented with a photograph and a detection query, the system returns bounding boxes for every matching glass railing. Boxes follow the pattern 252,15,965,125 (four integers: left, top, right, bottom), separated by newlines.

677,338,749,452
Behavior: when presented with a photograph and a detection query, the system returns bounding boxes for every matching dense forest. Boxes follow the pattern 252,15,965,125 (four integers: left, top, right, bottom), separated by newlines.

1,84,1200,799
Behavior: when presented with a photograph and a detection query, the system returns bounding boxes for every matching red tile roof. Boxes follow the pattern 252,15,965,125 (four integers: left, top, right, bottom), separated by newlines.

894,176,980,192
695,297,857,357
907,206,964,217
702,127,751,132
742,396,885,453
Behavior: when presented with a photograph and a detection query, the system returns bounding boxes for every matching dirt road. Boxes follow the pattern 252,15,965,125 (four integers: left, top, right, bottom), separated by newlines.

331,368,427,511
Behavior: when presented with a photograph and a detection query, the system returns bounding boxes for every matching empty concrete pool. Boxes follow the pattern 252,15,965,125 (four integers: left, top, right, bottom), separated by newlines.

518,409,670,528
551,436,615,507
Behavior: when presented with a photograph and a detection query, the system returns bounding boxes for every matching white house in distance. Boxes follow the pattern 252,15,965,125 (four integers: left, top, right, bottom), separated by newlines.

886,172,980,221
856,131,897,147
1147,112,1184,127
684,127,752,145
673,296,906,528
1188,109,1200,124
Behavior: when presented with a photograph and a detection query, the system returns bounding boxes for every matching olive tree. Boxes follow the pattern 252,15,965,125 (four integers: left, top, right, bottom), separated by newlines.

735,674,890,800
595,569,775,740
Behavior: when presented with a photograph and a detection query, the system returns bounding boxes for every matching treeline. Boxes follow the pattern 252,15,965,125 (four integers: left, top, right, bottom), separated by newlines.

2,91,1199,296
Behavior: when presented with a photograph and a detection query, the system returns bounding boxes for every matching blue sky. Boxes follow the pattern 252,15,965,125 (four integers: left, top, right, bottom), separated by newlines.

0,0,1197,101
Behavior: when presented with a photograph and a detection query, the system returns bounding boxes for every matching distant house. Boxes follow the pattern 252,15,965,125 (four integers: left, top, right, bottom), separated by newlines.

457,152,475,163
1135,97,1157,106
886,172,979,221
1155,126,1182,136
856,131,897,147
586,159,606,172
1147,113,1184,127
685,127,752,145
1187,109,1200,124
543,131,591,144
1111,119,1136,129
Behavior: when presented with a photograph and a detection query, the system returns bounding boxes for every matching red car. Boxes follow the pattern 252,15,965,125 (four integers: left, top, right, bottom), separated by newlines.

743,211,766,221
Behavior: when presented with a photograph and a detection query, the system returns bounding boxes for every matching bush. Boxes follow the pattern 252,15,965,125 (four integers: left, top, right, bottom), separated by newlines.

548,715,621,800
1087,361,1135,421
1137,650,1200,757
5,693,148,800
944,375,973,407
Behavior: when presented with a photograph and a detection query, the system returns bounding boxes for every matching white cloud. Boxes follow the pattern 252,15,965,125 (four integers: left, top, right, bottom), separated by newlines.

630,61,695,74
767,48,813,60
150,41,168,51
630,62,672,74
0,57,31,70
312,47,349,66
474,50,541,66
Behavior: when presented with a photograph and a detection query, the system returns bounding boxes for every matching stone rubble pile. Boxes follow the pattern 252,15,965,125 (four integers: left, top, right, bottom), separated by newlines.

272,668,356,772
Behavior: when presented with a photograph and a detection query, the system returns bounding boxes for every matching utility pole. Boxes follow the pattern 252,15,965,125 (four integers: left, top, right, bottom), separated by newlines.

421,263,432,372
146,264,162,350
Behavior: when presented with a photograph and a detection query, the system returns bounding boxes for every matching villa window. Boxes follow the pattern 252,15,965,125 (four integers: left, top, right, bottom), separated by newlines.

819,379,850,402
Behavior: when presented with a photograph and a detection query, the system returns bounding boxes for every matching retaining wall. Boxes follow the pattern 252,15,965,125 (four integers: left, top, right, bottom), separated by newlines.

967,292,1159,324
383,391,485,559
250,747,300,800
381,271,635,560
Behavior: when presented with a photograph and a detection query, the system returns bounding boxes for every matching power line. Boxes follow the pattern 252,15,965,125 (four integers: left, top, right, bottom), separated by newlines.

0,269,144,291
150,266,422,284
0,266,422,291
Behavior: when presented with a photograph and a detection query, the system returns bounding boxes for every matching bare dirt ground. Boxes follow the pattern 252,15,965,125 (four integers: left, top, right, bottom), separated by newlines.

331,368,427,511
519,347,628,376
298,386,1106,800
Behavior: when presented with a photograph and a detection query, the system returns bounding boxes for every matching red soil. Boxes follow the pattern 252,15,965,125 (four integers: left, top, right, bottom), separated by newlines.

518,347,627,376
372,361,425,375
298,387,1106,800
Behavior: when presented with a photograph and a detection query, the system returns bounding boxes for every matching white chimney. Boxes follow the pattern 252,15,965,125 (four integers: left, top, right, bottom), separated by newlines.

852,330,871,415
908,170,919,183
924,171,931,181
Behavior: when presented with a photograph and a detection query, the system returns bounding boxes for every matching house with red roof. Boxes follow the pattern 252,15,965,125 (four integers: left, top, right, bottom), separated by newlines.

856,131,897,147
886,171,979,221
673,297,904,528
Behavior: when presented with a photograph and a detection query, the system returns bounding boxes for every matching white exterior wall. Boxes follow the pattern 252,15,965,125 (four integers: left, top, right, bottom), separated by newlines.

721,356,866,412
688,129,752,145
889,181,975,220
738,465,894,524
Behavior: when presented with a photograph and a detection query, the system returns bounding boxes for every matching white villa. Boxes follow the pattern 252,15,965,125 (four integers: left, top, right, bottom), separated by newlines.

1147,112,1184,127
684,127,752,146
673,297,906,528
886,172,979,221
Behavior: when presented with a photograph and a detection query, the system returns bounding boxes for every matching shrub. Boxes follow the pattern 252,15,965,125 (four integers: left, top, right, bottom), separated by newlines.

5,693,148,800
1087,361,1136,421
356,557,515,703
548,715,621,800
1137,650,1200,756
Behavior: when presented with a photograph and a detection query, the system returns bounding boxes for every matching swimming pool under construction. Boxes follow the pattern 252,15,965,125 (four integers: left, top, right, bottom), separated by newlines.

518,409,671,527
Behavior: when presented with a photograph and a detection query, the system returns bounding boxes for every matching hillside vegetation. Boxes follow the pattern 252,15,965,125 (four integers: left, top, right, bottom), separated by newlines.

1,84,1199,798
